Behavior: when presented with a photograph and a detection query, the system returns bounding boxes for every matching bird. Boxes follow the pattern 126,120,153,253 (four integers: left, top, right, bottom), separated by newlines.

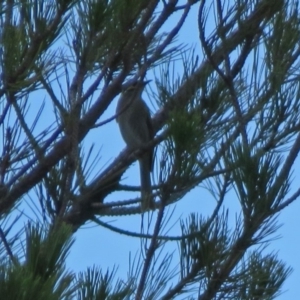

116,80,154,210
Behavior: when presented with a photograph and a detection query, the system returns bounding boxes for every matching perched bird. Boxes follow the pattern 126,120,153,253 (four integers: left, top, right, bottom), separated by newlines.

116,80,154,210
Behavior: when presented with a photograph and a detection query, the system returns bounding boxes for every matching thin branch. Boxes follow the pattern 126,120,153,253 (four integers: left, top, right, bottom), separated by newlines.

0,101,11,126
136,203,166,300
271,131,300,205
274,186,300,213
0,225,17,265
39,73,66,115
199,0,252,146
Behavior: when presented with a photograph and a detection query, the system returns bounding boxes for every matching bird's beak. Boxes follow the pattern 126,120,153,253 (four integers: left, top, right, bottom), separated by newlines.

143,80,152,86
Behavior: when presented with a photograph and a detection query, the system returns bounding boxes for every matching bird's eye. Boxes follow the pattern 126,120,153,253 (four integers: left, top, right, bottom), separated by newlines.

125,85,136,93
122,81,141,94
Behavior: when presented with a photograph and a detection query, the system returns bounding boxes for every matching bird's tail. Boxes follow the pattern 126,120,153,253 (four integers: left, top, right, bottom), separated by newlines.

139,155,153,211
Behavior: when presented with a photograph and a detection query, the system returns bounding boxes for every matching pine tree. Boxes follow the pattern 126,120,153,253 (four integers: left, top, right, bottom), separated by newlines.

0,0,298,299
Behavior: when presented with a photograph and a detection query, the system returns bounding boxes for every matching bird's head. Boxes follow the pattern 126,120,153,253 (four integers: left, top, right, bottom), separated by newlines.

122,80,151,99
